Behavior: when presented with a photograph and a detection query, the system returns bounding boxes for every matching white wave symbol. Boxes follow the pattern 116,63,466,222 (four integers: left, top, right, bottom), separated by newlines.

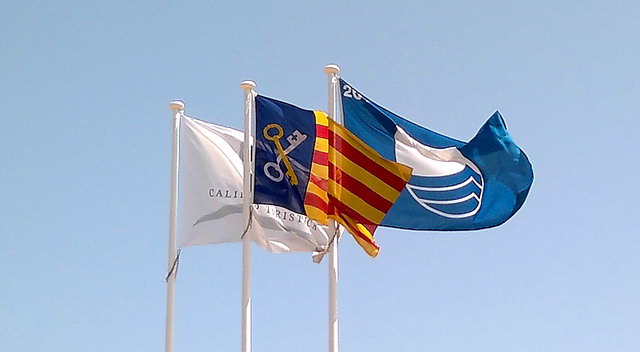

406,175,483,218
394,126,484,219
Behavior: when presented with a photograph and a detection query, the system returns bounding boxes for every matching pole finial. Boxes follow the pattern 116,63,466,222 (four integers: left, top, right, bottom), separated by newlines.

323,64,341,75
240,80,257,90
168,100,185,111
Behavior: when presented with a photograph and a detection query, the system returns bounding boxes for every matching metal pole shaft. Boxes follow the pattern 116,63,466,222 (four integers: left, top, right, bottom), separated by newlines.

240,81,257,352
324,64,341,352
165,100,184,352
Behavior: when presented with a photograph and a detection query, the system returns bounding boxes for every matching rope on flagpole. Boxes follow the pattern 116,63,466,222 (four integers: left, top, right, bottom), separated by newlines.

165,249,182,282
240,206,254,240
326,226,341,251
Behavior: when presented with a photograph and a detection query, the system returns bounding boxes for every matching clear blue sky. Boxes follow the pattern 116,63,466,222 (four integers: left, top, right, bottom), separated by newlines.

2,1,639,351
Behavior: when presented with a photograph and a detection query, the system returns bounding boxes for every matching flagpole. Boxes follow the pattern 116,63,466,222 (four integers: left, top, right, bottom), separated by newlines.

240,80,257,352
165,100,184,352
324,63,341,352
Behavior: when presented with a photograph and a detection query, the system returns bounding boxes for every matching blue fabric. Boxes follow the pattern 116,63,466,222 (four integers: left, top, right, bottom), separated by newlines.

254,95,316,214
340,79,534,230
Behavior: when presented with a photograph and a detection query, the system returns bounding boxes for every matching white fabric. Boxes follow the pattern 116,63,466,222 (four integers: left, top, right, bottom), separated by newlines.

394,126,481,177
394,126,484,219
177,115,329,253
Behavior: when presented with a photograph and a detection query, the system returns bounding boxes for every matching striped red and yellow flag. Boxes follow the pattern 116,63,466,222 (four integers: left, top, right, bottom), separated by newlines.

303,112,413,257
303,111,332,225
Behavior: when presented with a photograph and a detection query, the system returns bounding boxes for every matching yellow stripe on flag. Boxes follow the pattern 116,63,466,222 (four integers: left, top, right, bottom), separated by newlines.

304,205,329,226
329,150,402,202
306,181,328,202
313,111,329,126
310,163,328,179
332,214,379,258
328,179,386,223
313,138,329,153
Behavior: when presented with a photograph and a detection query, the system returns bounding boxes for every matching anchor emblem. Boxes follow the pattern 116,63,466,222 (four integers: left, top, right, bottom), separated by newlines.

262,124,307,185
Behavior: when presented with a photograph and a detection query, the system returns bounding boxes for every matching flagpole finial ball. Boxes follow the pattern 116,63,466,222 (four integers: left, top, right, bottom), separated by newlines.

169,100,185,111
323,64,341,74
240,80,257,90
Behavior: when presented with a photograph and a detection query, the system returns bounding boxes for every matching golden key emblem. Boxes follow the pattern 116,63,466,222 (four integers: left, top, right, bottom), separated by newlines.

263,124,299,185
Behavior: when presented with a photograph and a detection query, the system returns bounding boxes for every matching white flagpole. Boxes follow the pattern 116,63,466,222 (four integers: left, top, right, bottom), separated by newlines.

240,80,257,352
165,100,184,352
324,64,341,352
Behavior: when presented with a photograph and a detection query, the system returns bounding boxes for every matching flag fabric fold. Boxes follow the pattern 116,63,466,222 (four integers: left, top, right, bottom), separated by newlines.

177,114,329,253
253,95,412,257
339,78,534,231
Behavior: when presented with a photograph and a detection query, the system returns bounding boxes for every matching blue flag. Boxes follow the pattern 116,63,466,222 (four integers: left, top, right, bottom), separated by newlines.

340,79,534,230
253,95,318,215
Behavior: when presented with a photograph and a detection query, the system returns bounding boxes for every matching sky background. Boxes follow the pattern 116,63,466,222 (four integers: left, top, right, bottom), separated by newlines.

2,1,639,351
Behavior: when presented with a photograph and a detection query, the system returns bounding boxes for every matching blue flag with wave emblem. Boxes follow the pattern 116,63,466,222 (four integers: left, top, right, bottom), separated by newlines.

340,78,533,230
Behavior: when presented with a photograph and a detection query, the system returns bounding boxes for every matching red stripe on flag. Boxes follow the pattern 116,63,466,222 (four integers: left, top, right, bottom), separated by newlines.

304,192,329,213
329,131,407,191
308,173,328,191
312,150,328,166
316,125,329,139
328,157,335,179
328,161,394,212
327,194,378,227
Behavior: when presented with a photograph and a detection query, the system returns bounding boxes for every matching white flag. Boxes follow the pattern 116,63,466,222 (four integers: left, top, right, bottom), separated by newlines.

178,114,330,254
